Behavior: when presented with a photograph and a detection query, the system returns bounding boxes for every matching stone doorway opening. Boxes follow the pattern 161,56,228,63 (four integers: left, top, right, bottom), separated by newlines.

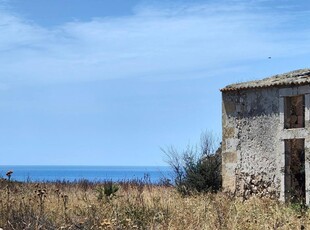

284,139,305,202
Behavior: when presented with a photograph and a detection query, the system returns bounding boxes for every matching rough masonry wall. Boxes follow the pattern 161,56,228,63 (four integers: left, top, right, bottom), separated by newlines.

222,88,281,198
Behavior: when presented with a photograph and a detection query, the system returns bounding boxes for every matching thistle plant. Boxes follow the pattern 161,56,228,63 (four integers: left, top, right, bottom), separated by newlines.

61,193,69,222
6,170,13,181
36,189,47,215
5,170,13,220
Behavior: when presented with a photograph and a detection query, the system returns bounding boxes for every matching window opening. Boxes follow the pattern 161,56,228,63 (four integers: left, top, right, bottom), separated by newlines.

284,95,305,129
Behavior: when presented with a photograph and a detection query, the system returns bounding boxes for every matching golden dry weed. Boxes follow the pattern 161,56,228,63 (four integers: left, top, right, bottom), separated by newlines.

0,179,308,229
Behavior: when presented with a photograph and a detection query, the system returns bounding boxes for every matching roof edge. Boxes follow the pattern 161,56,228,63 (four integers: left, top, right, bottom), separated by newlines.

221,68,310,92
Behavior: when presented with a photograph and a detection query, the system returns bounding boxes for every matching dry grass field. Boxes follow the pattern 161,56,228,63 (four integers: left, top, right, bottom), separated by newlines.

0,177,309,230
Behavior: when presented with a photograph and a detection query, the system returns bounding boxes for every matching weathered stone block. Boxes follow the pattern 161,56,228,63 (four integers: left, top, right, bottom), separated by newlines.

223,152,237,164
223,127,236,139
225,138,239,152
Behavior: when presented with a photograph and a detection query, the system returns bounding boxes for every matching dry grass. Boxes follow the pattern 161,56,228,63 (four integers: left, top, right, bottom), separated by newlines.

0,178,309,230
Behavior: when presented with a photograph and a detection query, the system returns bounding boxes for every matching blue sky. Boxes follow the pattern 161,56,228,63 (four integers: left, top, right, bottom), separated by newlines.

0,0,309,165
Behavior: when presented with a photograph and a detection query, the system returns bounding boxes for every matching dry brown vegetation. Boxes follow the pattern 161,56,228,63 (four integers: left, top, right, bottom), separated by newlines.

0,178,309,230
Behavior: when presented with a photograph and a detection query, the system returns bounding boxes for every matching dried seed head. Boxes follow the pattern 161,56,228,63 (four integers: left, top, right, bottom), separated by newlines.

6,170,13,177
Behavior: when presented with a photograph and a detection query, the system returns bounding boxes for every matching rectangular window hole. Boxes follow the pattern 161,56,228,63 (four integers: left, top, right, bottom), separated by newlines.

284,95,305,129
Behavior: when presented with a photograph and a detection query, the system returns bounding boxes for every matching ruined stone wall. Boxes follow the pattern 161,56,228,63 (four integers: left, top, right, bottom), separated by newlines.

222,88,281,198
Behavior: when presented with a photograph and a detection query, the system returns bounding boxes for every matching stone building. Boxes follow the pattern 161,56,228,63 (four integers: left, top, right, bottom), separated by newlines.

221,68,310,203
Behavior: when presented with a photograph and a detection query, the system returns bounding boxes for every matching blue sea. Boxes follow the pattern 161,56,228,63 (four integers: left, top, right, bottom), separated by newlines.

0,165,173,184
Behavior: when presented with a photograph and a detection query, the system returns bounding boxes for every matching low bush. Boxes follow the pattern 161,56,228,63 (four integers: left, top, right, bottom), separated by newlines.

163,130,221,195
96,181,119,201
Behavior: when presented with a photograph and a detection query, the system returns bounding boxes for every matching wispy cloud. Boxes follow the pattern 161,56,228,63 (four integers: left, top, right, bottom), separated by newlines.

0,1,309,86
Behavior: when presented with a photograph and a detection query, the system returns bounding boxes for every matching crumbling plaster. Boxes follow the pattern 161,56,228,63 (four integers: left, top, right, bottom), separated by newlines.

222,85,310,203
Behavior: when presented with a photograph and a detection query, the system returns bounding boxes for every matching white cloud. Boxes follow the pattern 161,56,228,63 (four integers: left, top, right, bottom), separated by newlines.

0,1,309,86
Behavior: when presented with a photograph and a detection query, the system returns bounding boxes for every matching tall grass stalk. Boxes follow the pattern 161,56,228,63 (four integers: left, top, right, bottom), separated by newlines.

0,179,308,229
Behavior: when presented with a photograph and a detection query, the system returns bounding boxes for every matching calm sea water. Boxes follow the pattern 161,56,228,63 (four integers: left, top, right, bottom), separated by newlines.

0,165,173,183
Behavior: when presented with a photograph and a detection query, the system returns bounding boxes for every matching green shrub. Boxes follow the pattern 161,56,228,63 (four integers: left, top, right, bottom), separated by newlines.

163,130,221,195
96,181,119,201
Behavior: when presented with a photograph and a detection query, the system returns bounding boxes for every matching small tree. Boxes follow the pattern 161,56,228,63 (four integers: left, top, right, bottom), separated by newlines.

163,130,221,195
